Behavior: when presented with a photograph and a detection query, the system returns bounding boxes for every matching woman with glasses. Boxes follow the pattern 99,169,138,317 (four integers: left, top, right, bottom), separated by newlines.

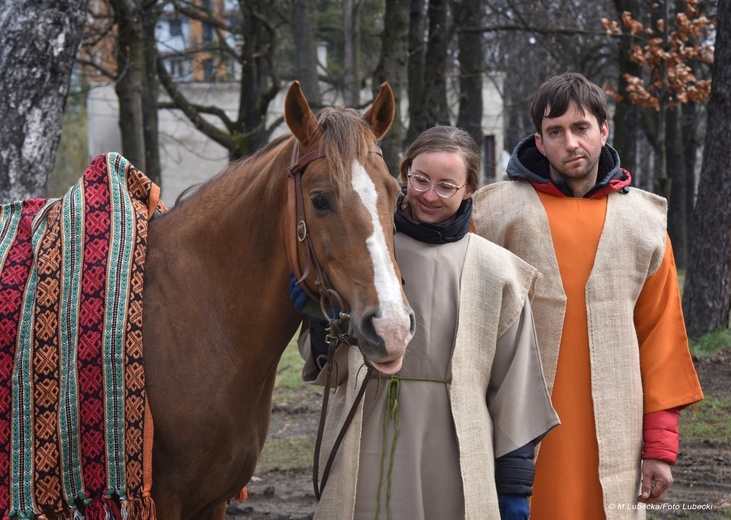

296,126,559,520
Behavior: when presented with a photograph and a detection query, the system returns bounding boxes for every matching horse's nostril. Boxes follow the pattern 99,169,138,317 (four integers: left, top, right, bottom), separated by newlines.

359,311,381,343
408,310,415,334
353,313,387,360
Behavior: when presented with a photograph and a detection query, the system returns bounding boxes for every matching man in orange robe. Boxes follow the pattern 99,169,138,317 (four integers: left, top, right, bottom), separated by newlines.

473,72,703,519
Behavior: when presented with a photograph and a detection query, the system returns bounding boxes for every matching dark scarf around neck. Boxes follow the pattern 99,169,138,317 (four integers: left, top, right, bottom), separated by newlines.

395,190,473,245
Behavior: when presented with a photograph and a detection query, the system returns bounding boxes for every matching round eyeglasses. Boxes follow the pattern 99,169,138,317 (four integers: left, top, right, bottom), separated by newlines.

407,173,466,198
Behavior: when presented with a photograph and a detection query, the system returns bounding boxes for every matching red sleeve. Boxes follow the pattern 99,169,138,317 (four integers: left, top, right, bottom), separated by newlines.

642,408,680,464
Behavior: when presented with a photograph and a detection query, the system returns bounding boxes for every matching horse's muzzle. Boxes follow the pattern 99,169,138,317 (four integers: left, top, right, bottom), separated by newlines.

354,303,415,375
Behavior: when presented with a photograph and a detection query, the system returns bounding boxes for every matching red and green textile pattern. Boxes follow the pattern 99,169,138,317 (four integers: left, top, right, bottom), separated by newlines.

31,202,64,514
0,154,164,519
0,198,47,515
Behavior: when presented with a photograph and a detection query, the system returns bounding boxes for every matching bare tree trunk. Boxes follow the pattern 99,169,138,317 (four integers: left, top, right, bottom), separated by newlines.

682,100,699,228
292,0,321,105
142,0,161,186
453,0,483,150
238,0,280,157
655,0,671,199
111,0,148,173
612,0,643,177
343,0,361,105
406,0,426,144
411,0,450,138
682,0,731,338
372,0,409,176
676,2,700,237
0,0,89,201
666,106,687,269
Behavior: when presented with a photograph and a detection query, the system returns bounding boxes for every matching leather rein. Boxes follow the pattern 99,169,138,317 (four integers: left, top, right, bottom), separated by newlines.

286,140,381,500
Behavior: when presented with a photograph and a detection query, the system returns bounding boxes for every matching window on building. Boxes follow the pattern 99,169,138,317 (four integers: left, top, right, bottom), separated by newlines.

203,22,214,45
165,57,192,81
202,58,216,81
169,19,182,37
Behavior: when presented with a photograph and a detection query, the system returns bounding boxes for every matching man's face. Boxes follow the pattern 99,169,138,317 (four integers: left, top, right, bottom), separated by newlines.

534,101,609,190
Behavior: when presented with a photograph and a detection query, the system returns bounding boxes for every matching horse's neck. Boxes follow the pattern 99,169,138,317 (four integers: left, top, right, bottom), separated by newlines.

157,161,289,277
146,156,299,359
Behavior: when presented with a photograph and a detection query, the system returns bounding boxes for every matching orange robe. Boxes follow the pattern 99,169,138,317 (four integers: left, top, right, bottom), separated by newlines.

529,192,703,519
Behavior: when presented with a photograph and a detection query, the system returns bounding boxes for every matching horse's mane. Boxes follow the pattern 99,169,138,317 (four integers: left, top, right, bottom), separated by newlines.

252,133,291,160
224,133,292,177
171,134,291,208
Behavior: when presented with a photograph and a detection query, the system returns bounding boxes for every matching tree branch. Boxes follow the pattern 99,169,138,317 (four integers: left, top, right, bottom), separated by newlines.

459,24,612,37
156,55,236,150
76,58,117,81
171,0,237,34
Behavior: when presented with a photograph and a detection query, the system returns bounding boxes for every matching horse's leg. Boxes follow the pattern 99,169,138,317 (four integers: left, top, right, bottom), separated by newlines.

189,502,227,520
149,493,183,520
150,491,226,520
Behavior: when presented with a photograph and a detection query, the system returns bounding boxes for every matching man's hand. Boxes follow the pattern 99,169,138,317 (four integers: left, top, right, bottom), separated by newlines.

638,458,673,503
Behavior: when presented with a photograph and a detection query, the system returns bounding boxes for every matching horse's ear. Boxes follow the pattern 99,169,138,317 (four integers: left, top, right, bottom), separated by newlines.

364,82,395,141
285,81,319,146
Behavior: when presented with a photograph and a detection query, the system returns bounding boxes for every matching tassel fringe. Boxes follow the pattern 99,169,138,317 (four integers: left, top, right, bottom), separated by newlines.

119,496,156,520
230,487,248,503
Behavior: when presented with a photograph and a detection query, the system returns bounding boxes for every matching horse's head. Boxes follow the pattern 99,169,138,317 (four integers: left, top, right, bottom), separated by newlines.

284,81,414,375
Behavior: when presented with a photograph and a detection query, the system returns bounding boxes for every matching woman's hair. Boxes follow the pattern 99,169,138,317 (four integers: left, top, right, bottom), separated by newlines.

399,126,480,193
531,72,608,134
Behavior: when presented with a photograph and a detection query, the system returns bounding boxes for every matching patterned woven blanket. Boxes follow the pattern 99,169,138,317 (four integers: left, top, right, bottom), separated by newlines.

0,153,165,519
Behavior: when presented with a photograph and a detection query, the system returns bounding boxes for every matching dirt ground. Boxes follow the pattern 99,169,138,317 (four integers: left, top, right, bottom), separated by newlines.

226,350,731,520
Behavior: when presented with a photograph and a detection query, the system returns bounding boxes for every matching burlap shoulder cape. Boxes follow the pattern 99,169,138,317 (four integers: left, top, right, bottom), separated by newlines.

0,153,164,519
472,180,672,519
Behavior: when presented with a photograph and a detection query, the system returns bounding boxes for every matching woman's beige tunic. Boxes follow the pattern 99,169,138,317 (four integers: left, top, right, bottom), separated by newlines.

300,233,559,520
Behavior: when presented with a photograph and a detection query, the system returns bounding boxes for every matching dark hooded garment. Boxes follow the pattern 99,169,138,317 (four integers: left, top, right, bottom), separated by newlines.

506,135,631,199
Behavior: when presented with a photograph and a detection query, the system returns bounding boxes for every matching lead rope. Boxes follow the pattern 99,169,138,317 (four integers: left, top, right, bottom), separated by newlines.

375,376,451,520
375,378,400,520
312,313,344,500
312,311,373,500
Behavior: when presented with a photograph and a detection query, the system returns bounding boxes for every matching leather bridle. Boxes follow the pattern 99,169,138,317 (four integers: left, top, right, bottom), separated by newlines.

286,143,328,301
286,139,383,500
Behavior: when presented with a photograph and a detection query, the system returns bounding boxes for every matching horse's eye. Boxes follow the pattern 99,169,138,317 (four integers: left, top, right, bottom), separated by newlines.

311,193,331,212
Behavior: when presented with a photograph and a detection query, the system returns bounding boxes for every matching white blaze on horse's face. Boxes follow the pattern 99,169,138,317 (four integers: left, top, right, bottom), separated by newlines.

351,159,414,374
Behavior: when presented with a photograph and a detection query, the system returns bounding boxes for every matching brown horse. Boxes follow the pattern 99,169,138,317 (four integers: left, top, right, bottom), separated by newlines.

141,81,415,518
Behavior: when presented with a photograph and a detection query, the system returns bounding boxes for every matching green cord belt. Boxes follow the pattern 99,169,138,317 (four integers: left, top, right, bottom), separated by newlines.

375,376,451,520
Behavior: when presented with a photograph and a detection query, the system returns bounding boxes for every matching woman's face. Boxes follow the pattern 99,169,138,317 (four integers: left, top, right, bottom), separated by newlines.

406,151,473,224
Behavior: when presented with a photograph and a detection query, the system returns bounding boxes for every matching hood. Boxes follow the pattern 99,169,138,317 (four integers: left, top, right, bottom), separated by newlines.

505,135,631,198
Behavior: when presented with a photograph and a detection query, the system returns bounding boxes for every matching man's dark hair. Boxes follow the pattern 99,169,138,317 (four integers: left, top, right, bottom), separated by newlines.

531,72,608,134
